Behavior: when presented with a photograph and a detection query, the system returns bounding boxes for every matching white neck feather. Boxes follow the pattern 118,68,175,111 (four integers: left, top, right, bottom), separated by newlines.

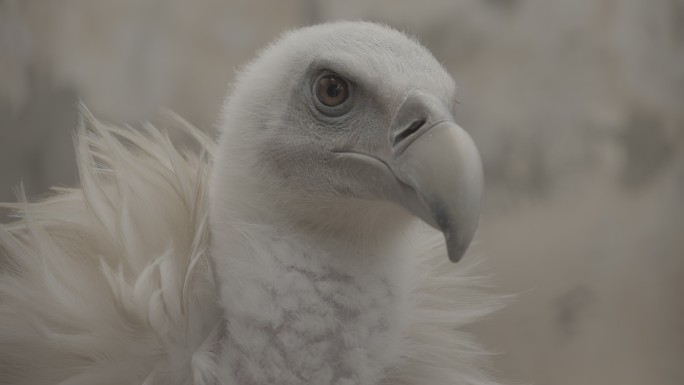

209,169,416,385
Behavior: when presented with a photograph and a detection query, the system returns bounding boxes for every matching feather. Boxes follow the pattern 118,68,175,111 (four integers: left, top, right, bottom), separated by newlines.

0,107,221,385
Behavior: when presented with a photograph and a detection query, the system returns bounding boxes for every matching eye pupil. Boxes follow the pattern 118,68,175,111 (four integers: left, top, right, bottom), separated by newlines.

327,84,341,98
315,74,349,108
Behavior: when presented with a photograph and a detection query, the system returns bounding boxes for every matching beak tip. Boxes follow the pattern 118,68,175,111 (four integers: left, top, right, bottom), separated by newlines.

445,236,469,263
442,227,475,263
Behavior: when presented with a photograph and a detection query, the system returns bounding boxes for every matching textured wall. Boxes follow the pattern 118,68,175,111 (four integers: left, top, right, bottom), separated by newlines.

1,1,683,384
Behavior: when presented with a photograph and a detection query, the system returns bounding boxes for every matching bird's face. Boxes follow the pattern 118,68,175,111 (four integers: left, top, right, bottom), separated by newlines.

216,22,483,262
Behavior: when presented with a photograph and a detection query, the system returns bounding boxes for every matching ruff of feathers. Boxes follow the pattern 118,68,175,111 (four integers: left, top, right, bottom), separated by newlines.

0,107,501,385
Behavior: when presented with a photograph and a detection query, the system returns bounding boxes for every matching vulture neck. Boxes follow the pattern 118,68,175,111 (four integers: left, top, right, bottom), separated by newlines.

209,164,415,384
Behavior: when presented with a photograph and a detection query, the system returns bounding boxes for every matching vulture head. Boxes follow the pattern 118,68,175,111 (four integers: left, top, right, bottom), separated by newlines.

212,21,483,262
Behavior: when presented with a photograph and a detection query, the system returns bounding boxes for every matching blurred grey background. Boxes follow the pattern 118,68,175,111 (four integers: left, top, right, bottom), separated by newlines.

1,1,682,384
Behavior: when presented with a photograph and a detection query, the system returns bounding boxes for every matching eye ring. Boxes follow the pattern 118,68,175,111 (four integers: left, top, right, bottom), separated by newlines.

312,71,353,117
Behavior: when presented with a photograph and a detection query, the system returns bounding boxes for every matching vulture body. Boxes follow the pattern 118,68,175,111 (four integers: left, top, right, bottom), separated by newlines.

0,22,499,385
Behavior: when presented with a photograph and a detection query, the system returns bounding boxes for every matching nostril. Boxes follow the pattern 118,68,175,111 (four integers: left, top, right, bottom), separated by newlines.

393,119,426,147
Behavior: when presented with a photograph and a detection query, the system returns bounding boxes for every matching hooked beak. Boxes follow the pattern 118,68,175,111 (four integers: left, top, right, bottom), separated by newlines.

331,90,484,262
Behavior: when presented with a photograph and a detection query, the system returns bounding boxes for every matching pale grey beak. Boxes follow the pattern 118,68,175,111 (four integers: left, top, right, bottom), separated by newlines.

388,90,483,262
331,90,484,262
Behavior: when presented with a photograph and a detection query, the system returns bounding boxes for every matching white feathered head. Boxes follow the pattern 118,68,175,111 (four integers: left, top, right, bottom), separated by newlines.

212,21,483,262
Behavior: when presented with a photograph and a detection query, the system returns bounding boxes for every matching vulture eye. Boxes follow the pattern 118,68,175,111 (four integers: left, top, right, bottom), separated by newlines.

316,74,348,106
313,72,352,116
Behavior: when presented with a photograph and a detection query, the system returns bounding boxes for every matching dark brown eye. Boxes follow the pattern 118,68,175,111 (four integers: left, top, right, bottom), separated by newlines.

315,74,349,107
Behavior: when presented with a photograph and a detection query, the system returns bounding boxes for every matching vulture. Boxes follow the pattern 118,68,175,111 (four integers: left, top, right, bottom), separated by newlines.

0,22,500,385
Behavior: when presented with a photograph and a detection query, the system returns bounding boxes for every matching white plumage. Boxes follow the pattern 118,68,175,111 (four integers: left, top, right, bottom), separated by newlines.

0,22,500,385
